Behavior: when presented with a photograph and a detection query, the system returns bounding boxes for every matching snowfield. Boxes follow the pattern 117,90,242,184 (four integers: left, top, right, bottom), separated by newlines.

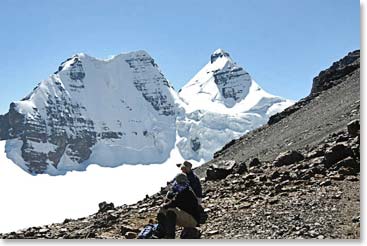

0,140,199,233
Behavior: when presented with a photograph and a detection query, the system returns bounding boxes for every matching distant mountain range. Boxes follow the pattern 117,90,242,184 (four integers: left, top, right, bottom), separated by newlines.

0,49,293,175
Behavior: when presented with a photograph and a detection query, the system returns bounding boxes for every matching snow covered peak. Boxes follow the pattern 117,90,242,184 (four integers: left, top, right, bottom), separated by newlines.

210,48,231,63
179,49,254,111
2,50,180,175
176,50,294,162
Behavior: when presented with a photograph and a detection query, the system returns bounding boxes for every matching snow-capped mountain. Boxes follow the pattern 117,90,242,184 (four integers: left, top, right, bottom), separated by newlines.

0,51,178,175
0,49,293,175
176,49,294,161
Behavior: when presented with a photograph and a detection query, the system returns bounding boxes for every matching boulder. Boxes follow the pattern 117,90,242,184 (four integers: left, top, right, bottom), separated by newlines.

98,201,115,213
324,144,354,167
206,160,236,181
320,180,332,186
233,161,247,174
273,150,304,167
336,157,359,171
270,170,280,180
249,158,261,167
347,119,360,137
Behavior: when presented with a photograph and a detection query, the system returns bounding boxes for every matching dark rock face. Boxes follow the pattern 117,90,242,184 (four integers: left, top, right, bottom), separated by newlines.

191,137,201,152
68,58,86,92
311,50,360,95
21,87,97,174
4,103,26,139
126,53,175,116
0,113,10,139
213,66,251,104
69,58,86,81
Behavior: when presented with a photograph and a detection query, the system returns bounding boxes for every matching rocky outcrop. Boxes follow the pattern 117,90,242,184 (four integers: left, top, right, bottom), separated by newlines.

206,160,236,181
126,52,176,116
268,50,360,126
213,66,251,104
0,113,10,139
310,50,360,95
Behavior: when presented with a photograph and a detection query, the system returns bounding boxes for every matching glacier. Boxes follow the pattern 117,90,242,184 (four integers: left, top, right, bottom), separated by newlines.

0,49,293,175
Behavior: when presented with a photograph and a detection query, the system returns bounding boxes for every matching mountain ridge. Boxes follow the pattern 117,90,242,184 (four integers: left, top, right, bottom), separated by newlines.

0,49,293,175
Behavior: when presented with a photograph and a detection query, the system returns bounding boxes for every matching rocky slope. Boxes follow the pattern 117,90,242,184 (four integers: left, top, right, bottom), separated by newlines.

0,50,360,239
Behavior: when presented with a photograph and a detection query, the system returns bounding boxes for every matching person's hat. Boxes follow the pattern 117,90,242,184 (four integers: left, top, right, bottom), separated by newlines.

175,173,189,185
176,161,192,169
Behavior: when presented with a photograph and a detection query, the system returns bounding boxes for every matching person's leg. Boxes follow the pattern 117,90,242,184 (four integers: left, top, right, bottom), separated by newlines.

156,210,167,237
167,208,197,228
165,210,177,239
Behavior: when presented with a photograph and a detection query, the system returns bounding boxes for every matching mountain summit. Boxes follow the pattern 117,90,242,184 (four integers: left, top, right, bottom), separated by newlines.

179,49,291,112
179,48,252,109
0,49,293,175
0,51,178,175
176,49,293,161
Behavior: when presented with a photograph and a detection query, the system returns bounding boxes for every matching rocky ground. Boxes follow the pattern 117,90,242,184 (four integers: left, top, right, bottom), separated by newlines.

0,50,360,239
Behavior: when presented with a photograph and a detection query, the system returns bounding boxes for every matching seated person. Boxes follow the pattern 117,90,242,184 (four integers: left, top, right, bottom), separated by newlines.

157,173,200,239
177,161,203,204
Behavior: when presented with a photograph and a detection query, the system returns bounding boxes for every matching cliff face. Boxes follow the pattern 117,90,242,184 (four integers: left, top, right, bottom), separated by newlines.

310,50,360,95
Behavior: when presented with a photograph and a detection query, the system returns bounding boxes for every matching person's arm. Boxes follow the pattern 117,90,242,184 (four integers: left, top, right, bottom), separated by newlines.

163,193,179,209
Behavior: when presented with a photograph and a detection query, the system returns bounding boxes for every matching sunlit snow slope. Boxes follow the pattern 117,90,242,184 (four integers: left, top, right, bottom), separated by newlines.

177,49,294,160
0,49,293,175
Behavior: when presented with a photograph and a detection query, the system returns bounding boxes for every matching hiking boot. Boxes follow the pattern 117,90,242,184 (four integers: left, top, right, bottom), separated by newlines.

180,227,201,239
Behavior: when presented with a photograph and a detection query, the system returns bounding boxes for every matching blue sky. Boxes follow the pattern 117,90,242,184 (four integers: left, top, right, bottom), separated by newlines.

0,0,360,114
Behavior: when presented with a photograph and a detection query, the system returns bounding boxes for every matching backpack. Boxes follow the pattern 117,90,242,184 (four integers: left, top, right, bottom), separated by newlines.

137,224,163,239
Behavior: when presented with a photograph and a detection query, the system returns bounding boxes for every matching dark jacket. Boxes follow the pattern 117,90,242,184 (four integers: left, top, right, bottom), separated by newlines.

187,171,203,198
164,187,200,224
